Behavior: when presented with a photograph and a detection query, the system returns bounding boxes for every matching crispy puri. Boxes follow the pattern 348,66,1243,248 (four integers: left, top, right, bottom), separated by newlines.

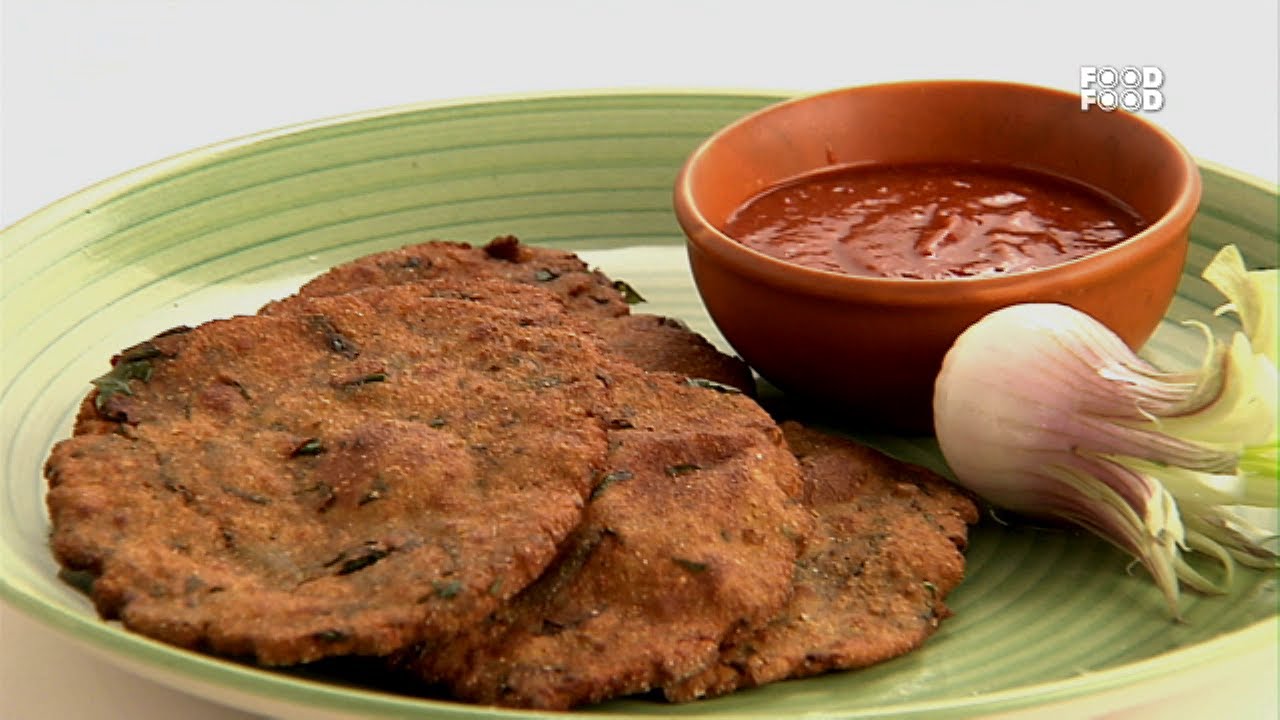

399,368,810,710
46,288,614,665
274,236,756,393
665,421,979,701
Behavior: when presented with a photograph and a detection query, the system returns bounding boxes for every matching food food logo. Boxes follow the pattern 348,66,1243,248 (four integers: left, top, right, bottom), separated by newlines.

1079,65,1165,112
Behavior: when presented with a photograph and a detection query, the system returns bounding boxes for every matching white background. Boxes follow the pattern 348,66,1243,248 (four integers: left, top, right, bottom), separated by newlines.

1,1,1277,718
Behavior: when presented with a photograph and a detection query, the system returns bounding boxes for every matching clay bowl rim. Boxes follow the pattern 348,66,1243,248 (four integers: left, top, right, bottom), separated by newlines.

674,79,1203,307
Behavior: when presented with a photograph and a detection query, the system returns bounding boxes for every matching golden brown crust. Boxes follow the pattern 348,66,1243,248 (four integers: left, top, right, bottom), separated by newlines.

664,421,979,701
46,237,975,707
399,369,809,709
274,236,755,393
592,314,755,394
286,236,631,318
46,289,613,665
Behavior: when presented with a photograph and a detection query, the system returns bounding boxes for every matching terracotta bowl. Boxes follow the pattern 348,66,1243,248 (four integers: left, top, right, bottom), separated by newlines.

674,80,1202,432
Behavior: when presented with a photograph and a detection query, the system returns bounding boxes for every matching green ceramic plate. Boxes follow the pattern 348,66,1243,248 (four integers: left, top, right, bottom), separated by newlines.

1,90,1276,719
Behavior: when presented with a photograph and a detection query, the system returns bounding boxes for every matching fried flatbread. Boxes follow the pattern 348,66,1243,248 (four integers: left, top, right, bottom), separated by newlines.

592,314,755,394
665,422,979,700
291,235,630,318
46,288,614,665
399,368,809,709
46,237,976,707
273,236,755,393
261,274,574,325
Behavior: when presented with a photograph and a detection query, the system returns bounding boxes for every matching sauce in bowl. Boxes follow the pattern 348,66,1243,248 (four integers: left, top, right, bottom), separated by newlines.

723,162,1147,279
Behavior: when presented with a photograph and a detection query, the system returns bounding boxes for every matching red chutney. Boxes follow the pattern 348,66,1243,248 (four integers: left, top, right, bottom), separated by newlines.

723,162,1148,279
